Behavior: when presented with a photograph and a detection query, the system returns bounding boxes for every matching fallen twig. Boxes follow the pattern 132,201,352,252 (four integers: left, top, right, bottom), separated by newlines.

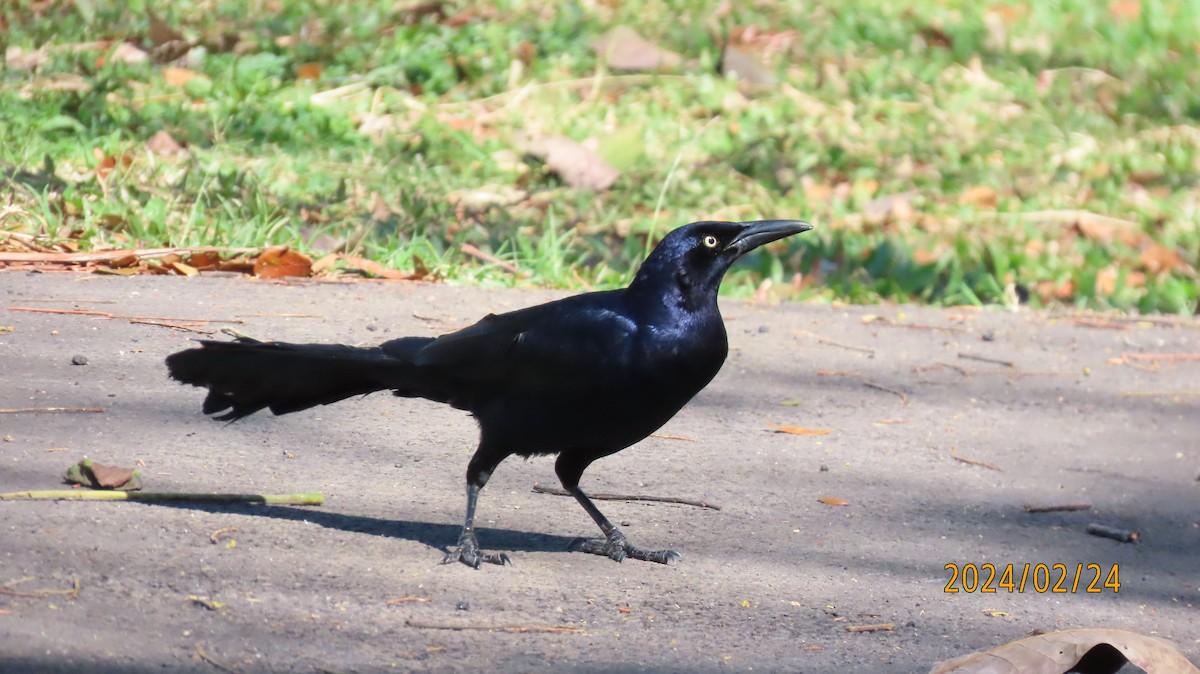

863,381,908,404
1086,523,1139,543
209,527,238,544
0,407,104,414
459,243,527,277
0,577,79,599
0,246,257,265
405,619,583,634
950,447,1002,472
127,319,215,334
7,307,244,324
531,483,720,510
386,597,432,606
957,352,1015,368
194,643,241,674
845,623,894,633
1117,390,1200,398
1072,318,1131,330
1116,352,1200,364
650,433,696,441
1024,503,1092,514
0,490,323,505
798,332,875,355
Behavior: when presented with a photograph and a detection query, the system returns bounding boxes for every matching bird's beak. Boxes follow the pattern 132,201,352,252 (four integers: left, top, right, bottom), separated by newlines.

729,219,813,257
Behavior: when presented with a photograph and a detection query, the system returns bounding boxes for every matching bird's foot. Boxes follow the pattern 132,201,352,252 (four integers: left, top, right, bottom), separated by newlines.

569,529,681,565
440,533,511,569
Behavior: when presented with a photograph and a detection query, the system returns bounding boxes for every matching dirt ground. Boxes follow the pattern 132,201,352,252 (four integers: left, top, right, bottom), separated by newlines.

1,272,1197,673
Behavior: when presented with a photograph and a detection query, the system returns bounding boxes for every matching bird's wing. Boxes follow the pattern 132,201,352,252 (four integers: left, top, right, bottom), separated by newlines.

411,294,638,395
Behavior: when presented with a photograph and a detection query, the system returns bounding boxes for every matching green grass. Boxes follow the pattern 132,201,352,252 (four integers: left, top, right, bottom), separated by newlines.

2,0,1198,313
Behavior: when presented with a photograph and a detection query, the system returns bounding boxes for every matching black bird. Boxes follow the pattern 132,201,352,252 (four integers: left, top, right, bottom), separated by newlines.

166,219,812,567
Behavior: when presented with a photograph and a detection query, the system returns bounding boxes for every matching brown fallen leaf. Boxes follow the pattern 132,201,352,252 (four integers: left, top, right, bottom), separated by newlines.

296,62,323,81
959,185,998,208
1138,242,1191,276
253,247,312,279
147,130,188,158
768,421,831,436
929,628,1198,674
817,496,848,507
719,45,776,88
162,66,202,87
517,135,620,191
592,26,683,71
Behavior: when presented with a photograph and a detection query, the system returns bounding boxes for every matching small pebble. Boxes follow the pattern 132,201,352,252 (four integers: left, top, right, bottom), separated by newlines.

71,355,88,366
981,330,995,342
819,464,830,472
455,601,470,611
757,325,770,334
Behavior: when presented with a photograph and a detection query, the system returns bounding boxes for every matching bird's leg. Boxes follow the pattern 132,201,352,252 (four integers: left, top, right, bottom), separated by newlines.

441,453,511,568
565,484,681,565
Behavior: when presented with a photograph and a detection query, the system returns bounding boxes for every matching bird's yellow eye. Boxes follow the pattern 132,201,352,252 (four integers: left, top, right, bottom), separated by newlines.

703,235,719,248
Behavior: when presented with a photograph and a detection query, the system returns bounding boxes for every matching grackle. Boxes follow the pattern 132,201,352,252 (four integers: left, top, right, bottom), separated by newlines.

166,219,812,567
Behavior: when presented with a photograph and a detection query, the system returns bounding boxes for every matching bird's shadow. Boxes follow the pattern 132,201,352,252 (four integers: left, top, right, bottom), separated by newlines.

152,501,578,556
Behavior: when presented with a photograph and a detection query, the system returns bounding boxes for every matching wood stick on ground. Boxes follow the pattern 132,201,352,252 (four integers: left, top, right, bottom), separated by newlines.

1086,523,1140,543
7,306,244,324
0,490,324,505
1024,503,1092,513
1118,352,1200,363
863,381,908,404
950,447,1003,472
531,483,720,510
1118,390,1200,398
650,432,696,441
799,332,875,355
405,619,583,634
0,577,79,599
194,643,241,674
0,407,104,414
958,352,1015,368
386,597,432,606
127,319,215,334
844,623,894,633
0,246,258,265
459,243,528,277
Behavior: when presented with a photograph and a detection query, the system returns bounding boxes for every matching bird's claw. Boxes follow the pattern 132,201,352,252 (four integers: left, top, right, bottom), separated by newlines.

440,535,511,569
569,530,681,565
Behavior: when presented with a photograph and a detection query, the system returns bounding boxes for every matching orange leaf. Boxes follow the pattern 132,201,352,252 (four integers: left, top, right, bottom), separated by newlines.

959,185,998,208
1109,0,1140,21
818,497,849,507
1138,242,1186,275
296,62,323,81
163,66,201,87
767,421,831,436
253,247,313,279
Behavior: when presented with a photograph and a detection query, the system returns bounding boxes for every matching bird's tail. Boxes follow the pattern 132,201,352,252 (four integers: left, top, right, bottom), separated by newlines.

165,336,433,420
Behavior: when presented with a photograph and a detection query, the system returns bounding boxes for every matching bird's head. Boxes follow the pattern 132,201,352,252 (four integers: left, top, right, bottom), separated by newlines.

631,219,813,307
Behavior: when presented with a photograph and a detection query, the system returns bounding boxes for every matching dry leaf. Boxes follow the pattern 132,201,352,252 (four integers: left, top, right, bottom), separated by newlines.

109,43,149,65
518,135,620,191
817,497,849,507
185,251,221,269
1109,0,1141,21
959,185,998,208
171,261,199,276
296,62,323,81
720,45,776,88
1095,266,1118,295
592,26,683,71
147,7,184,46
147,130,188,157
6,46,50,70
162,66,202,87
929,628,1199,674
253,247,313,279
767,421,831,436
88,462,135,488
1138,242,1188,275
